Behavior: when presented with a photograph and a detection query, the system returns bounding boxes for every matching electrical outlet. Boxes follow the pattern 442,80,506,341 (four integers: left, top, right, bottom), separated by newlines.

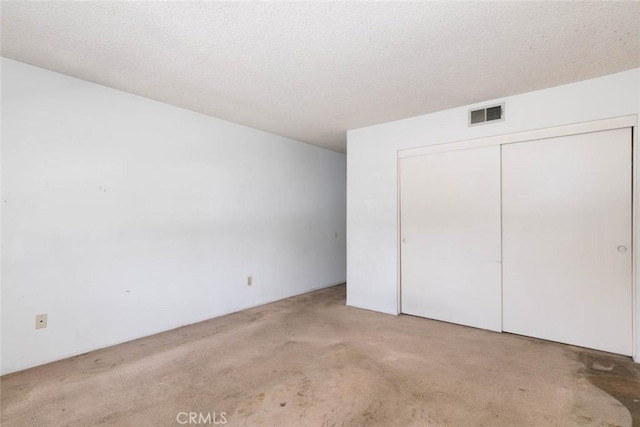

35,314,47,329
247,276,253,286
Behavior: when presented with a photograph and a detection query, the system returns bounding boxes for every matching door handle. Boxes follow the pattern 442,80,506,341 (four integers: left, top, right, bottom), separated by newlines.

617,245,628,253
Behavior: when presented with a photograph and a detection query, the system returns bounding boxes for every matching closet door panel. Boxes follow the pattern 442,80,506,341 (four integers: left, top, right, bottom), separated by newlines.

400,146,502,331
502,128,632,355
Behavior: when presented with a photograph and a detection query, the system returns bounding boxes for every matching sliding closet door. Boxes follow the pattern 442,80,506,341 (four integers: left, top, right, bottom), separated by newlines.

400,146,502,331
502,128,632,355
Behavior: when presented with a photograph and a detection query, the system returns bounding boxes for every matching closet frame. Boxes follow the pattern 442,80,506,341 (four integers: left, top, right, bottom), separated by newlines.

396,114,639,362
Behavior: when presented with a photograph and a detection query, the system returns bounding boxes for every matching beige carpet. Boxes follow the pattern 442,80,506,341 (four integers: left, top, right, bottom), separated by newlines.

2,284,639,426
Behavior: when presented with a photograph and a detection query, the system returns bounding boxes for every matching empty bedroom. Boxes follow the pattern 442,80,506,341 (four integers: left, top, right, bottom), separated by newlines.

1,1,640,426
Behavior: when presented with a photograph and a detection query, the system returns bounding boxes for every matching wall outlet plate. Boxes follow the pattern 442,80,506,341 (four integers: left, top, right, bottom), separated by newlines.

35,314,47,329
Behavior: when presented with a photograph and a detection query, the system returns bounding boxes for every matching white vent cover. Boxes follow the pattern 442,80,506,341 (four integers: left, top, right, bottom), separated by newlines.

469,103,504,126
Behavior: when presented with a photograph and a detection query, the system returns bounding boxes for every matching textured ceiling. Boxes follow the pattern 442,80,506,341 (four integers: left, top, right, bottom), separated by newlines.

2,2,639,153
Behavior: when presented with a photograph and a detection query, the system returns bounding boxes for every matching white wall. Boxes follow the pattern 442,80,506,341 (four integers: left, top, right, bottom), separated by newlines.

347,68,640,355
1,58,347,375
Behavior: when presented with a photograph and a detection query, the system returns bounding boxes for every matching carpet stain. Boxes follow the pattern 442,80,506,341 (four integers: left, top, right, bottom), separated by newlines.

576,350,640,426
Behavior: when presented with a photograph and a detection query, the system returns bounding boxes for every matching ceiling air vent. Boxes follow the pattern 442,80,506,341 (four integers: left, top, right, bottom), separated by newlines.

469,103,504,126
